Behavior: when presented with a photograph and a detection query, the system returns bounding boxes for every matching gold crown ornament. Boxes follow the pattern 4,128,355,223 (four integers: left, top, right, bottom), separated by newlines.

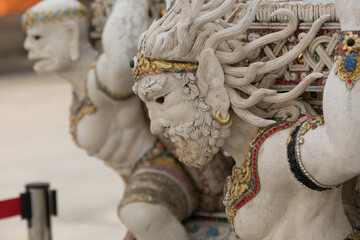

131,52,199,81
22,4,88,30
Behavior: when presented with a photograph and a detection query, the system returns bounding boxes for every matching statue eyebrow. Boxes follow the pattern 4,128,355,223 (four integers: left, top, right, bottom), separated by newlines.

140,82,165,101
145,88,166,101
139,77,167,100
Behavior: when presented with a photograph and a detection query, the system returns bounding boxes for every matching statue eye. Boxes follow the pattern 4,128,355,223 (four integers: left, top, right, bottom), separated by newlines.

129,59,135,68
129,56,138,70
34,35,41,40
155,96,165,104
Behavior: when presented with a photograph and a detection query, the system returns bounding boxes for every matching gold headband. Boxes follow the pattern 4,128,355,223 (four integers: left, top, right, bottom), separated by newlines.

22,4,88,30
131,52,199,81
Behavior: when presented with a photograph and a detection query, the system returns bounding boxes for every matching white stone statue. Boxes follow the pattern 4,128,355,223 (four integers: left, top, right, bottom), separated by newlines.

23,1,234,239
133,0,360,239
23,0,151,180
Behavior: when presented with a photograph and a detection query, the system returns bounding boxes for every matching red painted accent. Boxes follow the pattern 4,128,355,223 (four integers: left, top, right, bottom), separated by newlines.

233,123,292,211
0,197,22,219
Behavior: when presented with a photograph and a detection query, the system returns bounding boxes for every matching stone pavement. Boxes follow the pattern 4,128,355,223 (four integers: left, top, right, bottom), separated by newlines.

0,73,127,240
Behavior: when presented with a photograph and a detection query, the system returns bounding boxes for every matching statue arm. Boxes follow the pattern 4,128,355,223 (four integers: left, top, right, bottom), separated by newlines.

322,67,360,182
297,0,360,187
296,66,360,188
323,0,360,182
94,0,149,100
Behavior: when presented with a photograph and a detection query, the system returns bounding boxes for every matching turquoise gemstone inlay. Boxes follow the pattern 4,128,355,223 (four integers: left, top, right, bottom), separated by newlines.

187,226,200,234
72,9,78,14
53,12,59,18
206,227,219,237
36,15,42,21
344,55,357,72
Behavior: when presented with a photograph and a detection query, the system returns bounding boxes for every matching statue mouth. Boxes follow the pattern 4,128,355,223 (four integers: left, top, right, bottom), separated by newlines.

27,53,47,62
30,57,46,61
30,57,49,65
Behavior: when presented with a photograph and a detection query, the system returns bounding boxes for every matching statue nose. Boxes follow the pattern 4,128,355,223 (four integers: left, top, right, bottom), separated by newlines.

150,120,165,135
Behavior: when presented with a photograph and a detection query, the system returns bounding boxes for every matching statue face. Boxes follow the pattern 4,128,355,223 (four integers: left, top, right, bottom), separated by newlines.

135,73,228,168
136,74,197,135
24,23,73,74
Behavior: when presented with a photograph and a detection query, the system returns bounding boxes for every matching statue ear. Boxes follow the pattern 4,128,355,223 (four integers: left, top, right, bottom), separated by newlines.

66,22,80,62
197,49,230,118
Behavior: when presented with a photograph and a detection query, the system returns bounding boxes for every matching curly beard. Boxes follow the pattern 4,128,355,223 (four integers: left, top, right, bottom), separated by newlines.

164,100,231,168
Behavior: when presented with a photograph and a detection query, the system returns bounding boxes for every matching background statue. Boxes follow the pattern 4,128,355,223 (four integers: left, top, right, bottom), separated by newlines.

133,0,360,239
23,0,234,239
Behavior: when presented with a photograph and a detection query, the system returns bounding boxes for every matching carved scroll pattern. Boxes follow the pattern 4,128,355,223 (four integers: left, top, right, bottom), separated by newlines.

246,27,339,89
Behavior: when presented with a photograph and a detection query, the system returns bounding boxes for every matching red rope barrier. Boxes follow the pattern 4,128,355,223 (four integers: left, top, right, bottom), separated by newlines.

0,197,22,219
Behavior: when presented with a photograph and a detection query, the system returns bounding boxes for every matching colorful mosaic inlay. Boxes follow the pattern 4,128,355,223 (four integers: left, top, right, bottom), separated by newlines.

335,31,360,89
22,4,88,30
131,52,198,81
94,61,135,101
69,91,96,145
345,227,360,240
287,115,340,191
223,122,292,230
120,139,198,220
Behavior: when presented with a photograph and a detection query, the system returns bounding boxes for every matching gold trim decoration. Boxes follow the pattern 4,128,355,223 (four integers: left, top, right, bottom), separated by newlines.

224,122,292,230
336,55,360,90
93,61,135,101
346,227,360,240
286,115,339,191
22,4,88,30
131,52,198,81
119,139,197,220
335,31,360,89
69,64,97,145
215,110,231,125
298,115,324,145
342,32,360,55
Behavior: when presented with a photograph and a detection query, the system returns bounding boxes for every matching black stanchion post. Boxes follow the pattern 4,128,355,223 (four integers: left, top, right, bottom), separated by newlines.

23,183,57,240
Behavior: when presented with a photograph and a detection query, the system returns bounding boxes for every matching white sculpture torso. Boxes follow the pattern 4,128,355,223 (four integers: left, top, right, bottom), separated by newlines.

24,1,235,240
24,0,154,178
133,0,360,239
